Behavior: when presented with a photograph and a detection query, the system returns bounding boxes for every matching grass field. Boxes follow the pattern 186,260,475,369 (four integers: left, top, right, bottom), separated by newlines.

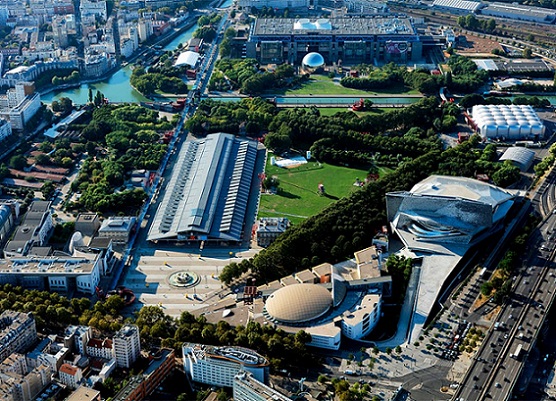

259,155,391,224
274,74,420,96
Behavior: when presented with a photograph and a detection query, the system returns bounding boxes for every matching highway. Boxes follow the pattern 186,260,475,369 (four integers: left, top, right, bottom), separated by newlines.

453,209,556,400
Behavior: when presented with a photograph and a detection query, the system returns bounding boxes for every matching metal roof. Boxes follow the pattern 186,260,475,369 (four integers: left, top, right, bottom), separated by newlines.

500,146,535,168
432,0,482,12
148,133,258,242
265,283,332,323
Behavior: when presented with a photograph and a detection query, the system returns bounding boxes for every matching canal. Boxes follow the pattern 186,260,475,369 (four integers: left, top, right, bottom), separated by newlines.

42,0,235,104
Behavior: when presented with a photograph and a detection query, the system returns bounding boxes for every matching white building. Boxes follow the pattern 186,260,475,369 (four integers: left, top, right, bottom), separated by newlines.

65,326,92,355
183,343,269,387
0,118,12,142
80,0,107,21
138,18,153,42
472,104,545,140
59,363,83,389
113,325,141,368
86,338,114,360
233,372,291,401
98,217,136,244
7,93,41,131
4,201,53,257
481,2,556,24
340,293,381,339
0,311,37,363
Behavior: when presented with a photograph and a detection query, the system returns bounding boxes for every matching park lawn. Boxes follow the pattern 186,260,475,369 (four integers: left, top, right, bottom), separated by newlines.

277,74,420,96
259,156,391,224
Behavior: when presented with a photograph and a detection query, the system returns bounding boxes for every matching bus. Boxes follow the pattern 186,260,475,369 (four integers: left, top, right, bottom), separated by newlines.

512,344,523,359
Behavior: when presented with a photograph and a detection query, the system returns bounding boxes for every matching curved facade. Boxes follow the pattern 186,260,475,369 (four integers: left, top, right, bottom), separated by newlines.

265,283,332,323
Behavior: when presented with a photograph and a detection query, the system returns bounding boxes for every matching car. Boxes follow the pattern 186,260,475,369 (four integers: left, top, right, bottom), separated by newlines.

495,382,501,388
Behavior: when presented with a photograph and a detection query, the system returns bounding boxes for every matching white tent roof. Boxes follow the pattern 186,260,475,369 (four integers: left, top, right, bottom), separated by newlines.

174,51,200,67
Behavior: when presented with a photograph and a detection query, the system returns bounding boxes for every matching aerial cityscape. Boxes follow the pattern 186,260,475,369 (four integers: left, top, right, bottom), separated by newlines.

1,0,556,400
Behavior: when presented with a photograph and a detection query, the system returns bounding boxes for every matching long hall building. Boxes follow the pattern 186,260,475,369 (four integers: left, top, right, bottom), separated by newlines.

246,17,422,64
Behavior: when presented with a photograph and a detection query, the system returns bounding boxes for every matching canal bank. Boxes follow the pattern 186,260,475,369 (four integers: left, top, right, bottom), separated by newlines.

41,20,200,104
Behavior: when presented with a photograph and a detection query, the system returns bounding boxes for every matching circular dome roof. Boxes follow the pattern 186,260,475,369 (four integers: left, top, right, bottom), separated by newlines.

302,52,325,68
265,284,332,323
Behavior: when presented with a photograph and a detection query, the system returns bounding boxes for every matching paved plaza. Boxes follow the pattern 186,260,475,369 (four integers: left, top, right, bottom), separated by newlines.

122,246,260,318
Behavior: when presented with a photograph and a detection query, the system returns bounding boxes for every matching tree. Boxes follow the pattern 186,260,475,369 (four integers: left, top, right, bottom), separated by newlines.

523,48,532,58
88,88,93,103
395,345,402,355
386,347,392,355
9,155,27,170
41,181,55,200
481,281,493,296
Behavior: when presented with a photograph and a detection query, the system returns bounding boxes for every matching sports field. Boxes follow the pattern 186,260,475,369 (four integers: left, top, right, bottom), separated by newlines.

259,155,390,224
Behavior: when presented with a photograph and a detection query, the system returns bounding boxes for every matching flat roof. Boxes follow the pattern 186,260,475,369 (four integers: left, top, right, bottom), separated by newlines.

65,386,101,401
482,2,556,20
432,0,482,11
252,17,416,37
0,255,97,275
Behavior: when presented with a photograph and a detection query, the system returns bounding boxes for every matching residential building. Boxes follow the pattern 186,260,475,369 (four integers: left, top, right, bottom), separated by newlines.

0,204,14,247
113,348,175,401
86,338,113,360
0,363,51,401
339,293,381,339
7,93,42,131
80,0,108,21
0,118,12,142
65,386,102,401
233,372,292,401
59,363,83,389
65,326,92,355
98,216,136,244
0,311,37,363
113,325,141,368
256,218,290,247
183,343,269,387
137,18,153,42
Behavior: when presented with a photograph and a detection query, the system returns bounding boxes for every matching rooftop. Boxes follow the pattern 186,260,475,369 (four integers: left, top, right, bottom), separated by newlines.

184,343,269,367
252,16,416,37
265,284,332,324
65,386,100,401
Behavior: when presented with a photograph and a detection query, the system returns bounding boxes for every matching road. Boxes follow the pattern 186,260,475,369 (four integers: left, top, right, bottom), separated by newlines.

453,209,556,400
111,8,231,291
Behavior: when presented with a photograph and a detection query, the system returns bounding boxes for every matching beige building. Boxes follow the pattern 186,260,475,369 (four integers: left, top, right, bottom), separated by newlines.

59,364,83,389
113,325,141,368
0,311,37,363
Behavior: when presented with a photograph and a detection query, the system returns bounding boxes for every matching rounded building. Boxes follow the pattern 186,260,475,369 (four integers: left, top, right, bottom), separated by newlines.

265,283,332,323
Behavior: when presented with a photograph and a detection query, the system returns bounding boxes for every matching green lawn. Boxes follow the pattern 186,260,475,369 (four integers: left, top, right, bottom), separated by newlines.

259,155,391,224
272,74,421,96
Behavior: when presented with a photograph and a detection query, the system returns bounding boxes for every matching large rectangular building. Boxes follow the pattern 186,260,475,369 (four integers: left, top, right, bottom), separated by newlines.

247,17,422,64
148,133,264,244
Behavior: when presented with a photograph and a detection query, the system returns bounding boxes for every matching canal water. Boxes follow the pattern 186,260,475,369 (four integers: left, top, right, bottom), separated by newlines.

41,24,199,104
